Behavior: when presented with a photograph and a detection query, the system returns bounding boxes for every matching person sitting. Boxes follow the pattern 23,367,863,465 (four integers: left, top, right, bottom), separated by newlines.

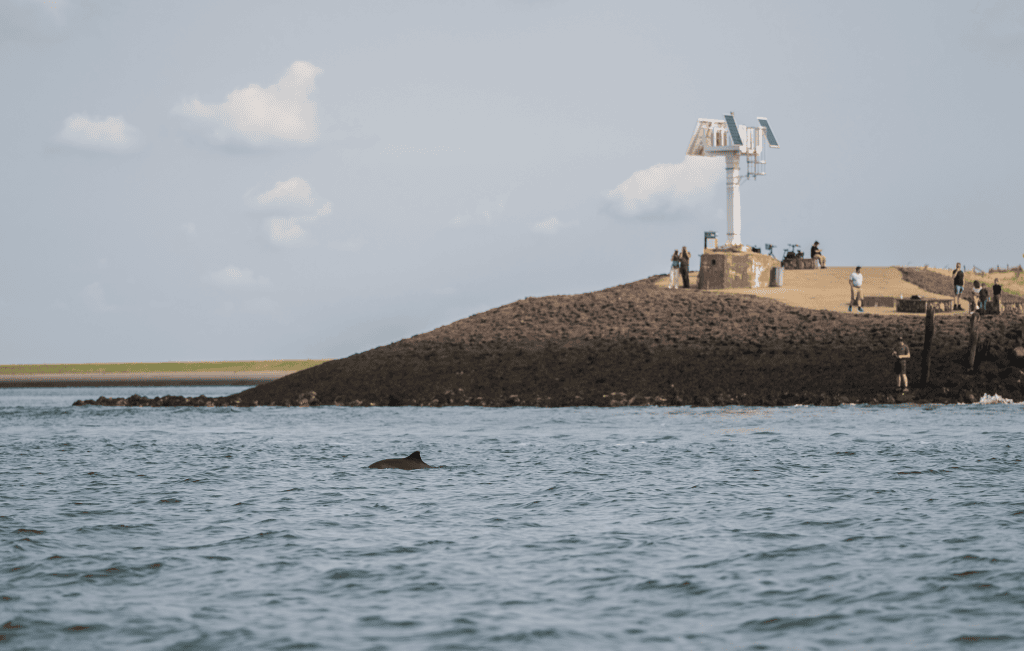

810,241,826,269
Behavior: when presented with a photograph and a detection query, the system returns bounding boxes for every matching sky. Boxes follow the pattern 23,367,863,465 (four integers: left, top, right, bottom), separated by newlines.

2,0,1023,364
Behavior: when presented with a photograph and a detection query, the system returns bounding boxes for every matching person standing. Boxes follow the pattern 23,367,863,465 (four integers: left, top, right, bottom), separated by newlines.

669,250,680,289
849,266,864,312
892,336,910,393
952,263,965,310
680,246,691,288
969,280,981,315
979,283,990,313
993,278,1003,314
810,241,826,269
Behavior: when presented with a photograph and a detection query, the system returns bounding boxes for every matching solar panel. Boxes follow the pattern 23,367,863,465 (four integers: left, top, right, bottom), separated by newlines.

757,118,779,148
723,114,743,147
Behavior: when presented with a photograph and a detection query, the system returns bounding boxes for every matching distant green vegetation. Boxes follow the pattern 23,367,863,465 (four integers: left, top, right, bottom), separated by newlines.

0,360,330,376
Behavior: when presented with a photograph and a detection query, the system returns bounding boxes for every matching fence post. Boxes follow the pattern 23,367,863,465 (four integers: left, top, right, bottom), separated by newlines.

967,311,980,370
920,305,934,386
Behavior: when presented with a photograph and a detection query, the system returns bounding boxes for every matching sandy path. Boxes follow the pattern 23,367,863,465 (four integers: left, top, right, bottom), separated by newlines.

657,266,948,314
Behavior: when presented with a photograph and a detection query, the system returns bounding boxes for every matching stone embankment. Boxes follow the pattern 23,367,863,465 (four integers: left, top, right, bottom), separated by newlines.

73,394,234,408
72,276,1024,408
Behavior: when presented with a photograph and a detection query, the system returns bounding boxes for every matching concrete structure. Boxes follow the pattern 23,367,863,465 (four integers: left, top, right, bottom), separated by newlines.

698,251,780,290
897,298,954,313
862,296,897,308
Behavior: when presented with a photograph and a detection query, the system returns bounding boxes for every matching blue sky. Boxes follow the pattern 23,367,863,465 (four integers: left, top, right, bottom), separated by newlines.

2,0,1022,364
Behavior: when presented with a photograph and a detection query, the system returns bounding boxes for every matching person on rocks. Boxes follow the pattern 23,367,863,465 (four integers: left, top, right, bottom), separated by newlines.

892,336,911,393
952,263,965,310
811,241,826,269
849,266,864,312
669,250,681,289
969,279,981,315
680,246,691,288
993,278,1002,313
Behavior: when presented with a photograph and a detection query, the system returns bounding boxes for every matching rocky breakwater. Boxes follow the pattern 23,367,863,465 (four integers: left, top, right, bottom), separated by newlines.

73,276,1024,408
73,394,239,408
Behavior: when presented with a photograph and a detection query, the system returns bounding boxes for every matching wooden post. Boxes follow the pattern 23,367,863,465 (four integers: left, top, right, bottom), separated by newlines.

967,311,980,370
920,305,934,386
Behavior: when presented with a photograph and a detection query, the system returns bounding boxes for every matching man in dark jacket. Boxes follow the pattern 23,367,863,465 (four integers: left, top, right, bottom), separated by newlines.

892,336,910,393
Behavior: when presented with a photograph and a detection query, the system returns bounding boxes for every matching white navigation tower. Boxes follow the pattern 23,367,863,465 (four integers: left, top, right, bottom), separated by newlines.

686,114,779,248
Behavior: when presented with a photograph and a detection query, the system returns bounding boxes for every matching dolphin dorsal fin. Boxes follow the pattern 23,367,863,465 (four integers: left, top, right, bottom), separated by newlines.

406,451,422,461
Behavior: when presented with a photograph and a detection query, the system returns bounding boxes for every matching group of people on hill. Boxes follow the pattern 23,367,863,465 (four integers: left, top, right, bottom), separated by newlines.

668,247,691,289
664,244,1013,394
952,263,1002,315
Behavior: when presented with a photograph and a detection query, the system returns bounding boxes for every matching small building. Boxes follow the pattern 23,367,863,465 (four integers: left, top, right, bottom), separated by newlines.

697,250,780,290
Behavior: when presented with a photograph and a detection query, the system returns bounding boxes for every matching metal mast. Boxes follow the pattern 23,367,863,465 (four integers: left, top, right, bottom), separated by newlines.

685,113,779,249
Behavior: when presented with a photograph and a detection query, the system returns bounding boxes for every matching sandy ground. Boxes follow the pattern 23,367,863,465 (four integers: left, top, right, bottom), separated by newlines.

656,266,948,314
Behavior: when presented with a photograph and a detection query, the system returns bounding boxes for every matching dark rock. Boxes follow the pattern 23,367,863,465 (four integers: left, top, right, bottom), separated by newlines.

72,275,1024,408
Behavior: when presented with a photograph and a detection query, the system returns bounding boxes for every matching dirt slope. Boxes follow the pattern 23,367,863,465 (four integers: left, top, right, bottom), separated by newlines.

898,267,1024,304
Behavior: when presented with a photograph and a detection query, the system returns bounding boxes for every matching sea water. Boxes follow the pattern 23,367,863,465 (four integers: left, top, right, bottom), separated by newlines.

2,387,1023,651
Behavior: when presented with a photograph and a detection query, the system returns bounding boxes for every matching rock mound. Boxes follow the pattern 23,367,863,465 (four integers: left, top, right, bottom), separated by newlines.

74,276,1024,407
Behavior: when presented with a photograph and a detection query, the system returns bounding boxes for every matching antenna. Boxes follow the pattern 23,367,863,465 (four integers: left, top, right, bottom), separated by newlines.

685,113,780,248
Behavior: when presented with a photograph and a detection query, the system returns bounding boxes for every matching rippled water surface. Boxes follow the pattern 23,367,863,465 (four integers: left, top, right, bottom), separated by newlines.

2,387,1024,650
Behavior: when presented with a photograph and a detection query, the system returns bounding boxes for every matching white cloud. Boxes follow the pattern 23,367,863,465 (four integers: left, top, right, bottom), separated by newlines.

266,218,307,244
532,217,563,234
251,177,332,245
209,266,269,289
174,61,322,147
604,156,722,220
55,114,141,153
256,177,315,209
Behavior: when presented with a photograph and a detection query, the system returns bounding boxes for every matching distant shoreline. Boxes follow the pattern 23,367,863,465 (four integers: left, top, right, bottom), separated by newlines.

0,360,330,387
0,372,291,387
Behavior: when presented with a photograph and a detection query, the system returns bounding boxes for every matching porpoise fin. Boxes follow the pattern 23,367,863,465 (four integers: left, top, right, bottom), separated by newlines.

406,451,422,461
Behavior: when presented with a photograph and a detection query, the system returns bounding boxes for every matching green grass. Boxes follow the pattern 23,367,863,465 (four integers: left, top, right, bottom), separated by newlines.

0,360,331,376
